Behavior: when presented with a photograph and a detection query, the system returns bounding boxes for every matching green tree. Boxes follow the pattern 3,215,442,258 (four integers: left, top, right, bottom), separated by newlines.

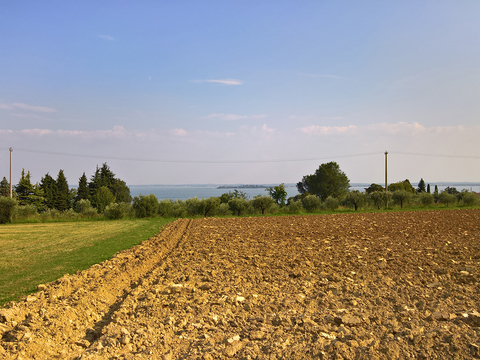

417,178,426,193
94,186,115,213
388,179,415,193
15,169,45,210
365,183,384,194
0,197,17,224
392,190,412,209
219,190,248,204
111,179,132,203
228,197,247,216
76,173,89,202
200,197,220,217
438,191,456,207
132,194,159,218
301,194,322,212
0,177,10,197
342,190,366,211
419,192,434,207
323,196,339,211
297,161,350,201
266,183,287,206
55,169,69,211
40,173,57,209
427,184,431,194
369,191,392,210
460,190,479,206
252,195,275,215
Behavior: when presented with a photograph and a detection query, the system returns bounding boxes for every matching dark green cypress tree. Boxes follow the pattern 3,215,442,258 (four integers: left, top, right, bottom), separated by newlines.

0,177,10,197
427,184,431,194
76,173,89,202
40,173,57,209
55,170,69,211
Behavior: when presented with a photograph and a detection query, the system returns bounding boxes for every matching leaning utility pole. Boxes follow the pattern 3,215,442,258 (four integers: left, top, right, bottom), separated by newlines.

9,147,13,198
385,151,388,208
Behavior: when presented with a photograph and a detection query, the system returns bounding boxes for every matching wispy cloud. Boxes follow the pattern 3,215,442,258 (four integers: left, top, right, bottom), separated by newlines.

192,79,243,85
98,34,115,41
21,129,53,136
200,113,267,121
0,102,56,113
171,129,187,136
300,125,356,135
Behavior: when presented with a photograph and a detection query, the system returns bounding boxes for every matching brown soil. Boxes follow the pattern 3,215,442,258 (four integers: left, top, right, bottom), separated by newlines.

1,209,480,359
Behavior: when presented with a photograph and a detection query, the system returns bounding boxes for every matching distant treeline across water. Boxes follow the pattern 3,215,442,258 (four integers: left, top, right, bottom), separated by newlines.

128,183,480,201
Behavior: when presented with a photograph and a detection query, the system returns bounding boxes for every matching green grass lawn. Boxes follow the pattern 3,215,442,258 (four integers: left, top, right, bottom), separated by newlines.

0,217,174,306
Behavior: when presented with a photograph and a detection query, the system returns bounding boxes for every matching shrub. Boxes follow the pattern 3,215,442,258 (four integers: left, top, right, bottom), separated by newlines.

460,191,479,206
283,199,303,214
228,198,247,216
217,203,231,216
104,202,131,220
132,194,159,218
252,195,275,215
0,197,17,224
75,199,93,214
419,192,434,207
438,192,456,207
342,190,366,211
323,196,339,211
392,190,412,209
302,195,321,212
13,204,38,220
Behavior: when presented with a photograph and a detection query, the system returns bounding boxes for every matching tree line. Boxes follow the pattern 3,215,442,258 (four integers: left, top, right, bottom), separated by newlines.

1,161,478,224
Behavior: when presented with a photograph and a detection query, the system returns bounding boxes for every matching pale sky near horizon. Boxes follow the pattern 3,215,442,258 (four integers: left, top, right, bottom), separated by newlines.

1,1,480,186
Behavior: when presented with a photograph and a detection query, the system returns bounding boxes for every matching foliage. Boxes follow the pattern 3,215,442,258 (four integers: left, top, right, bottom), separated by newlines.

76,173,89,202
94,186,115,213
252,195,275,215
438,191,456,207
0,197,17,224
200,197,220,217
217,203,231,216
15,169,45,210
365,183,384,194
228,197,248,216
342,190,366,211
75,199,94,214
40,173,57,209
0,177,11,197
419,192,434,207
301,194,322,212
460,191,479,206
417,178,426,193
111,179,132,203
266,183,287,206
444,186,459,195
12,204,38,220
369,191,392,209
427,184,431,194
132,194,159,218
219,190,248,204
388,179,415,193
283,199,303,214
104,202,132,220
56,169,70,211
297,162,350,201
392,190,413,209
323,196,339,211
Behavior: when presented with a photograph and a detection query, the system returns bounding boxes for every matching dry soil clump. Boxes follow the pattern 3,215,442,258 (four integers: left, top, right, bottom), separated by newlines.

1,210,480,359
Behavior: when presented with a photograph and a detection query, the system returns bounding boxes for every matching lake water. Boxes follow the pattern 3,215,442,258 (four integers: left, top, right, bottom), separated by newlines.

128,183,480,201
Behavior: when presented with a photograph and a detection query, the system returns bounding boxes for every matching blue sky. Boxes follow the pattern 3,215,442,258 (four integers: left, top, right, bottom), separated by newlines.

1,1,480,185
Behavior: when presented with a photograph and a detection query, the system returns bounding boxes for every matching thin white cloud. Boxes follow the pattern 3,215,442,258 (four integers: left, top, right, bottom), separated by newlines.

171,129,187,136
300,125,356,135
0,102,56,113
98,34,115,41
367,122,426,134
192,79,243,85
21,129,53,136
200,113,267,121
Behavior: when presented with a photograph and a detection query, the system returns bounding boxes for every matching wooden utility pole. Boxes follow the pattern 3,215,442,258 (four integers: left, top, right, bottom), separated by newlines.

385,151,388,208
9,147,13,198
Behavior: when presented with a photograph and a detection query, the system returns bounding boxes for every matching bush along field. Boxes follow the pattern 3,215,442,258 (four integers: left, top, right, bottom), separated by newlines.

1,162,479,223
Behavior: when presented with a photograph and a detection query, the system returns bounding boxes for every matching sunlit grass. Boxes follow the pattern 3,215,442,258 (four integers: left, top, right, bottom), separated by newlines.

0,218,173,306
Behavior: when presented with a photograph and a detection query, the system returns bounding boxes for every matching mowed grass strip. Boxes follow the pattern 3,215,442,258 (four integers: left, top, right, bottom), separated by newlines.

0,218,173,306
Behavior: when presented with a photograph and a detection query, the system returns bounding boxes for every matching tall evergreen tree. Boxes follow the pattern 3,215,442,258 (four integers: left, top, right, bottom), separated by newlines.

16,169,34,206
40,173,57,209
55,169,69,211
76,173,89,202
427,184,431,194
0,177,10,197
417,178,426,193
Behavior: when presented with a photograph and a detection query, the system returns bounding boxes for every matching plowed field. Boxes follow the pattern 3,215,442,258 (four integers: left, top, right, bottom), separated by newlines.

1,209,480,359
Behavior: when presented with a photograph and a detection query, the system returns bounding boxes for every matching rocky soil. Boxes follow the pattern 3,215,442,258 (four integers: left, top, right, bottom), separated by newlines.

1,209,480,359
